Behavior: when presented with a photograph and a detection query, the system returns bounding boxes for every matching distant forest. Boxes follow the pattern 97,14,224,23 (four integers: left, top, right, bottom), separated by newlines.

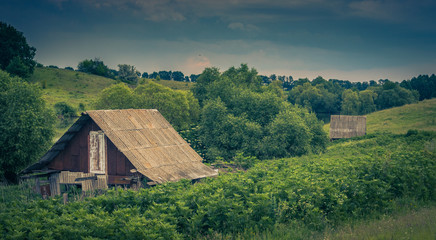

47,56,435,124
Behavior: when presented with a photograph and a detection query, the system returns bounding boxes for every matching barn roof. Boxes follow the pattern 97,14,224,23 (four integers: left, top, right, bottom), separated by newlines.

329,115,366,139
23,109,218,183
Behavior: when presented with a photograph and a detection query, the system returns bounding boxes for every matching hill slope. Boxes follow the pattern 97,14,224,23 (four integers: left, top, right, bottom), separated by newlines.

30,67,195,110
366,98,436,134
324,98,436,135
30,67,117,109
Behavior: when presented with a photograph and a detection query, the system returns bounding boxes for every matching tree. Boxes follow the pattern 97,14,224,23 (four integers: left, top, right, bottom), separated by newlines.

134,82,199,130
194,65,329,162
77,58,113,78
0,22,36,78
0,70,55,183
158,71,171,80
117,64,139,84
341,89,361,115
374,84,418,110
260,104,327,159
359,90,377,114
95,82,199,130
401,74,436,100
94,83,135,110
172,71,185,81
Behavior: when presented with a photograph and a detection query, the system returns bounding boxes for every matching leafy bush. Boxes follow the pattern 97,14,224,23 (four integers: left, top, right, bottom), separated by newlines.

194,65,328,162
94,82,200,130
0,70,55,183
1,132,435,239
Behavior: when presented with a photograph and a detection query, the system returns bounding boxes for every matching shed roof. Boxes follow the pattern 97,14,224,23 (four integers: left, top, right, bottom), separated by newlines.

329,115,366,139
23,109,218,183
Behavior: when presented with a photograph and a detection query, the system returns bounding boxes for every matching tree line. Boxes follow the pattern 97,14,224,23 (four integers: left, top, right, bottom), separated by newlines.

1,21,435,182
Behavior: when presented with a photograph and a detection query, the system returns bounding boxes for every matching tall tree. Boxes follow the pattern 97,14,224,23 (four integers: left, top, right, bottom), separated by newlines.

194,65,328,162
0,70,55,183
341,89,361,115
0,22,36,78
117,64,139,84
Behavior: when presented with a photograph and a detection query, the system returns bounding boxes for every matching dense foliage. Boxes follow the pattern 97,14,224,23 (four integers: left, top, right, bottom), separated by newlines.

94,82,200,130
117,64,140,84
400,74,436,100
192,65,328,162
288,77,418,121
77,58,114,79
1,132,435,239
0,22,36,78
0,70,55,183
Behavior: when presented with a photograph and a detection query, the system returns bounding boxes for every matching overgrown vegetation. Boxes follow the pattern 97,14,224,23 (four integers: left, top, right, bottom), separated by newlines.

94,82,200,130
288,77,419,122
192,65,328,162
1,132,435,239
0,70,55,183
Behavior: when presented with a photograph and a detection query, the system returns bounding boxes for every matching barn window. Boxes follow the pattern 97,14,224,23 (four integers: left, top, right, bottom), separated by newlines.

89,131,106,174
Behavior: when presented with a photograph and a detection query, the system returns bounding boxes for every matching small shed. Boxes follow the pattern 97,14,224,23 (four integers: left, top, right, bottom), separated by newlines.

22,109,218,196
329,115,366,139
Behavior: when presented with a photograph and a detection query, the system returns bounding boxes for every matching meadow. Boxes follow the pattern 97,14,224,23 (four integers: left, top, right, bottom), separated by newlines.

1,67,434,239
30,67,194,110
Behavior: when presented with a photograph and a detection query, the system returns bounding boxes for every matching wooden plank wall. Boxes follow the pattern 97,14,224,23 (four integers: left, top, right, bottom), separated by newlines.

48,171,108,196
48,120,101,172
330,115,366,139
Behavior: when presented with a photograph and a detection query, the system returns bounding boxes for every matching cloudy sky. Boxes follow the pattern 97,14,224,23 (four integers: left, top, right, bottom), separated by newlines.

1,0,435,82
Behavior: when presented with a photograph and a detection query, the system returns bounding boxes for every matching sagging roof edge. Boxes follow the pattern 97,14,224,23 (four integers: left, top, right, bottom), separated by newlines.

21,113,91,174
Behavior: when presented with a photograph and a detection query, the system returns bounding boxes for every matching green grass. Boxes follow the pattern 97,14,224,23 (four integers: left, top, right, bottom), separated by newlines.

30,67,117,110
320,203,436,240
29,67,195,139
366,98,436,134
324,98,436,134
231,202,436,240
148,78,194,91
30,67,195,110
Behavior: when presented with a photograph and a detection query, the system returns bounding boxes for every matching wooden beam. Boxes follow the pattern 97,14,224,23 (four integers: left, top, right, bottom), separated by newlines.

75,176,98,181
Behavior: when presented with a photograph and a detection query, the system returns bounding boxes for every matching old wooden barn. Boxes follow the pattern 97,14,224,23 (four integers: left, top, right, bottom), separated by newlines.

329,115,367,139
22,109,218,196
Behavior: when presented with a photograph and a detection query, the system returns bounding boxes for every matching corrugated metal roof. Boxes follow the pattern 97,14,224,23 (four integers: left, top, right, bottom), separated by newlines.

86,109,217,183
329,115,366,139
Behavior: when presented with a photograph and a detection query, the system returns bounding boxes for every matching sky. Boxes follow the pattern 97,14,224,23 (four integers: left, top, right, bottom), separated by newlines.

1,0,435,82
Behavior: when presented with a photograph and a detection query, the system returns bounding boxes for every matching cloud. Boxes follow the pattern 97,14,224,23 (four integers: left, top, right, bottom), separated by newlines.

348,0,408,21
182,55,212,74
228,22,259,31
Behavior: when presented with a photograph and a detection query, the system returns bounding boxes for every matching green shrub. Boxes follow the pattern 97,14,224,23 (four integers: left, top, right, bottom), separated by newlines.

1,132,435,238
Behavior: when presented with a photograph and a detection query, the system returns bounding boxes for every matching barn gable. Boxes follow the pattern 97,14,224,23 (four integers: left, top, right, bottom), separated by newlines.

22,109,217,194
329,115,366,139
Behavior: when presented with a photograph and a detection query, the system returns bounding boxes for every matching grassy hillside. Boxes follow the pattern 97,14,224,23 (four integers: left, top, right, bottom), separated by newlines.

366,98,436,134
30,67,117,109
324,98,436,135
30,67,195,110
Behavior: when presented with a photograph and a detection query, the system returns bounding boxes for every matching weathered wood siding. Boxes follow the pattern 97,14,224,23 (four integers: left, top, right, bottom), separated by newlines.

48,120,101,172
329,115,366,139
107,138,135,179
49,171,108,196
47,119,135,181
